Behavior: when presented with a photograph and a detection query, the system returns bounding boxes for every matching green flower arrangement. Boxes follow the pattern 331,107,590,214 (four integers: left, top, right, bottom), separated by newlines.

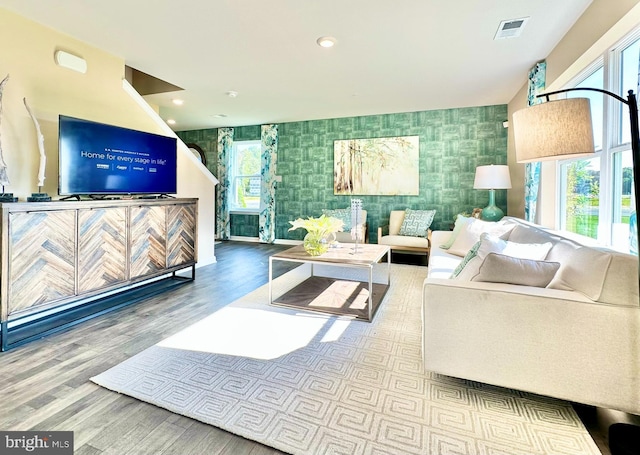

288,215,344,256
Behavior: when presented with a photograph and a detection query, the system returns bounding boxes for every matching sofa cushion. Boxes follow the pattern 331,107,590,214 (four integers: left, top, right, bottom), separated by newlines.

472,253,561,287
378,234,430,249
506,223,555,245
447,218,514,257
399,208,435,237
428,231,464,279
508,224,576,264
598,250,640,305
547,246,612,301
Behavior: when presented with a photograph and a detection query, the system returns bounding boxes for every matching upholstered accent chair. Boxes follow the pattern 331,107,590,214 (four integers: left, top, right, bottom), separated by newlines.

377,209,433,260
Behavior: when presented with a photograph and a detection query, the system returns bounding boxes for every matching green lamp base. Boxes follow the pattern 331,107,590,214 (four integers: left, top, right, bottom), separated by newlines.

481,205,504,222
480,189,505,221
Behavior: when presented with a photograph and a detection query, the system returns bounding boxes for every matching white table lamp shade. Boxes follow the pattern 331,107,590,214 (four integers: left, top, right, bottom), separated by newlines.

473,165,512,190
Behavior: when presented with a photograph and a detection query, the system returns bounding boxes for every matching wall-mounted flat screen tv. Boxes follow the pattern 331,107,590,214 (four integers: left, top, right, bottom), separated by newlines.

58,115,177,196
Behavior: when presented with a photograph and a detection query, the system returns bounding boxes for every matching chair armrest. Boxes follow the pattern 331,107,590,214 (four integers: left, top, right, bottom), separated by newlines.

427,229,432,249
377,224,389,241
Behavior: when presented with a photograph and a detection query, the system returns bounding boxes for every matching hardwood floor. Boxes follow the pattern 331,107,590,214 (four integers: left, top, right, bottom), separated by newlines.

0,241,294,455
0,241,608,454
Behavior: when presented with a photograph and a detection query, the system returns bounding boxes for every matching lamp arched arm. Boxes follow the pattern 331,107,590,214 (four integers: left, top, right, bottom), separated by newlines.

537,87,629,105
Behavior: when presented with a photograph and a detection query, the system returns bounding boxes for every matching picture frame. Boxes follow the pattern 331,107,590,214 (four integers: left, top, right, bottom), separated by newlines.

333,136,419,195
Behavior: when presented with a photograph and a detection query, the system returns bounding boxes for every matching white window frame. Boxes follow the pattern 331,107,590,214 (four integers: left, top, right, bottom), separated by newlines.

556,26,640,252
229,140,262,214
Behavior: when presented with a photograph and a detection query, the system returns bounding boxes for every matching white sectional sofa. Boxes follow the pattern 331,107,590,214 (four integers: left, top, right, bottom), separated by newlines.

422,216,640,414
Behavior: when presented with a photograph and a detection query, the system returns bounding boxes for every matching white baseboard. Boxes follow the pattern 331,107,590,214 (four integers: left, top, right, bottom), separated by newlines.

225,236,302,246
274,239,301,245
229,236,260,242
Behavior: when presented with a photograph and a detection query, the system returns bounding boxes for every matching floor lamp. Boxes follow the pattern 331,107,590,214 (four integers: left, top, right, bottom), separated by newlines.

513,88,640,455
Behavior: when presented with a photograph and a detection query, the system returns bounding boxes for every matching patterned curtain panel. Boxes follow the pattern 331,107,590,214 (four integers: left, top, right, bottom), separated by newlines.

259,124,278,243
216,128,234,240
524,61,546,223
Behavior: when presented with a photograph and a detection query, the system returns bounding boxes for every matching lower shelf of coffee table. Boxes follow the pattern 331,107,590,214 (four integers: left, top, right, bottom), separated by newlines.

271,275,389,321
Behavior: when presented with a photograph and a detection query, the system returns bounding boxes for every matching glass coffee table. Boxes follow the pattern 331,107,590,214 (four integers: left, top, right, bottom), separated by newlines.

268,243,390,321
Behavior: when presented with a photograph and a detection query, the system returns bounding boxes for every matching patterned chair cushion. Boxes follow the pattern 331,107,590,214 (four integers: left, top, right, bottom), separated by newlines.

398,209,436,237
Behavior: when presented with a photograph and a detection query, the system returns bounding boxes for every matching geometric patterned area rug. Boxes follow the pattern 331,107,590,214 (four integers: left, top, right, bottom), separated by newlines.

92,264,600,455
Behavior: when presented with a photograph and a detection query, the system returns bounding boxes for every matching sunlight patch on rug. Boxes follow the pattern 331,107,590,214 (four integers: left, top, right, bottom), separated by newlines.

157,305,350,360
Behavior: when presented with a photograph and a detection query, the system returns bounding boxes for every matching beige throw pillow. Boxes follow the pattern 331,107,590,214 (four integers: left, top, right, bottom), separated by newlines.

472,253,561,287
547,246,612,300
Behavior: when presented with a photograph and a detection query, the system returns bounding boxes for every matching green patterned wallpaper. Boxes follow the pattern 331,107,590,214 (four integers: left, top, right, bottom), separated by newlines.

177,128,218,175
178,105,508,242
178,126,262,238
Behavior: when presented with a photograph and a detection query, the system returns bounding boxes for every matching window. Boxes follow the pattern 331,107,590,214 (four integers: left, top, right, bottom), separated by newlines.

561,157,601,239
560,68,603,239
229,140,261,212
612,149,634,251
558,29,639,254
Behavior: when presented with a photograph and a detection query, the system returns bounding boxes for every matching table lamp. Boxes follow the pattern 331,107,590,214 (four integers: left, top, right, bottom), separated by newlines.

473,164,512,221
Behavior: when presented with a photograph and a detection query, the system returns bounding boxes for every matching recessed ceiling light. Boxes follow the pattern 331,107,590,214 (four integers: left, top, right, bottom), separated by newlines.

172,99,184,105
213,114,228,118
316,36,337,48
226,91,238,98
167,119,176,125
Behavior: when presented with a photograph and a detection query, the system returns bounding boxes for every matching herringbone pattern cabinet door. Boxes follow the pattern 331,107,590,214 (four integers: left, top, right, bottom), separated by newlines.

78,207,127,293
8,210,76,315
130,205,167,279
167,204,196,267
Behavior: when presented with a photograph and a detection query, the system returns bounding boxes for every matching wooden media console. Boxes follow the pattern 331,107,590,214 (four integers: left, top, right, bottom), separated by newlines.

0,198,198,350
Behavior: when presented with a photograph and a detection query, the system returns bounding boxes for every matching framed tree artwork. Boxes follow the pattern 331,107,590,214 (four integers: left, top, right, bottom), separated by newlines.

334,136,419,195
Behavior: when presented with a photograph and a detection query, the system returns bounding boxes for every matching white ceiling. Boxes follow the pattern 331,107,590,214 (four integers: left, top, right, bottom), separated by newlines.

0,0,593,131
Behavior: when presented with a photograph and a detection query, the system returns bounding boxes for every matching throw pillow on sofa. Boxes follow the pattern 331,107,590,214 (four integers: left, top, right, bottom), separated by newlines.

398,208,436,237
471,253,561,287
447,218,514,257
547,246,613,300
440,214,472,249
476,232,552,260
451,239,482,278
452,232,554,280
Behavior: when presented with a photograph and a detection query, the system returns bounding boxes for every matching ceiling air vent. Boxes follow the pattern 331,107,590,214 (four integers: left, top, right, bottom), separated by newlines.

494,17,529,40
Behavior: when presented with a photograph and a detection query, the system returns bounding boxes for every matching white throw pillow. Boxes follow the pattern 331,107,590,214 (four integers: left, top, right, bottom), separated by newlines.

452,232,553,280
440,215,472,249
447,219,514,257
477,233,552,261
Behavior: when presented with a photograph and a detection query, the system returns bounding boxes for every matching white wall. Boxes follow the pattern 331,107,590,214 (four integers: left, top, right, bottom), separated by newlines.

0,8,217,266
506,0,640,226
